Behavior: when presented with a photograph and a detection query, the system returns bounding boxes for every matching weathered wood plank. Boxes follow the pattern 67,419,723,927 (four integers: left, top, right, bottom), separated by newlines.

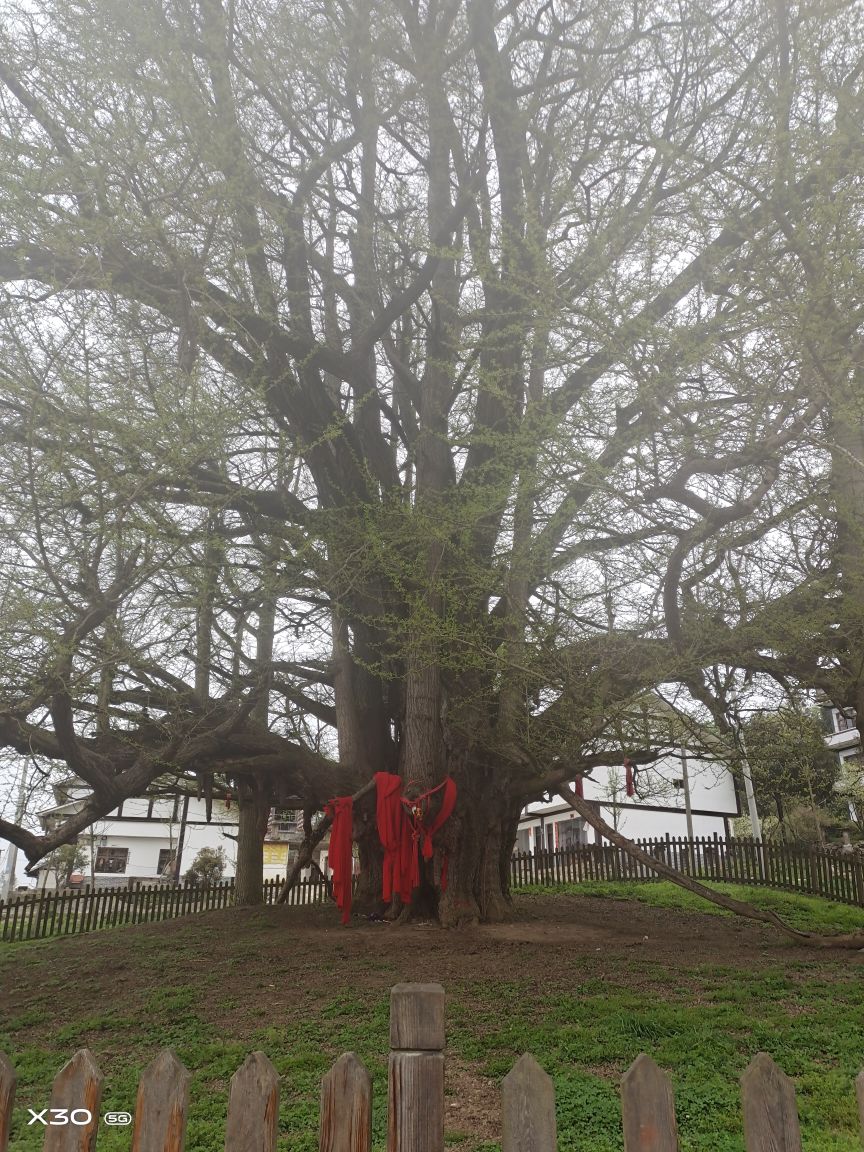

0,1052,16,1152
501,1054,556,1152
131,1049,191,1152
387,982,445,1152
741,1053,802,1152
224,1051,279,1152
621,1054,678,1152
319,1052,372,1152
388,1051,444,1152
389,984,445,1052
43,1049,103,1152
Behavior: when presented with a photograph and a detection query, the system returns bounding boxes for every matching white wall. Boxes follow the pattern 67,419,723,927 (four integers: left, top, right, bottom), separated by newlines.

59,796,239,881
518,752,737,849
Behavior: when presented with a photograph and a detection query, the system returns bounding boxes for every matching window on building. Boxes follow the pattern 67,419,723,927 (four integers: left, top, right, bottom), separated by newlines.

157,849,176,877
94,846,129,874
149,797,178,821
515,828,531,854
558,820,586,849
275,808,301,826
268,808,302,839
835,710,858,733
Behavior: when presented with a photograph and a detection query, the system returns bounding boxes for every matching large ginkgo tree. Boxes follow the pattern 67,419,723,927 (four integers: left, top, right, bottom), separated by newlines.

1,0,863,925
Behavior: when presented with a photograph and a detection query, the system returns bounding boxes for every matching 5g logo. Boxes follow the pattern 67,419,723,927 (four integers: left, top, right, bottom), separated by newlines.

28,1108,93,1126
104,1112,133,1126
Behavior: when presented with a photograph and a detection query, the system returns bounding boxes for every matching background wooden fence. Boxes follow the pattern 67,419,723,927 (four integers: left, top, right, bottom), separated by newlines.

4,835,862,944
1,983,862,1151
511,834,864,907
0,871,331,943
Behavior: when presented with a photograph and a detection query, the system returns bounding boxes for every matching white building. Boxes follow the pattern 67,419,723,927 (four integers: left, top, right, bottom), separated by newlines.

515,753,739,853
36,789,239,887
823,706,861,762
822,706,863,822
33,785,330,889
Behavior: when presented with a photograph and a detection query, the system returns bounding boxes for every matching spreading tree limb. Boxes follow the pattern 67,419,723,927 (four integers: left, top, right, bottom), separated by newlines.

557,783,864,950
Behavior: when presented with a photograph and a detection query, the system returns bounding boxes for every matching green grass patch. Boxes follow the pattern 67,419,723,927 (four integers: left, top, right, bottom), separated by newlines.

1,893,863,1151
516,880,864,934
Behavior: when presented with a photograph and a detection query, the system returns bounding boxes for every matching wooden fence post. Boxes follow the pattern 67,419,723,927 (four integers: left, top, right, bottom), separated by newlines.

740,1053,802,1152
855,1069,864,1143
320,1052,372,1152
388,983,445,1152
0,1052,16,1152
43,1049,103,1152
621,1054,678,1152
501,1053,556,1152
130,1049,191,1151
224,1052,280,1152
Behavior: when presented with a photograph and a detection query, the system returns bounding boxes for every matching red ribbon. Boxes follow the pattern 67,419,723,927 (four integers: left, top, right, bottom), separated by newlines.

375,772,406,903
574,776,584,799
624,758,635,797
374,773,457,903
324,796,354,925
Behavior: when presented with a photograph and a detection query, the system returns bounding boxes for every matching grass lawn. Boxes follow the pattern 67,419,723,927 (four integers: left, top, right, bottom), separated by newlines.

519,878,864,934
1,887,863,1151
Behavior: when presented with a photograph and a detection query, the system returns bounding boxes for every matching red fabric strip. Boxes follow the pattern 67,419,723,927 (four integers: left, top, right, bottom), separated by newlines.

375,772,404,903
324,796,354,925
373,774,459,903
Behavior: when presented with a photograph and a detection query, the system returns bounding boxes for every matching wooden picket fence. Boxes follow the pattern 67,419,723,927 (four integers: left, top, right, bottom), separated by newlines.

511,834,864,907
1,983,862,1150
0,872,331,943
5,834,862,945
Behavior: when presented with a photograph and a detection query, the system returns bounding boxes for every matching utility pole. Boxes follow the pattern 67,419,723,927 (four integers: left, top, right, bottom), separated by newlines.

679,747,695,872
736,728,762,843
728,700,764,879
726,694,762,841
680,747,695,841
0,762,29,903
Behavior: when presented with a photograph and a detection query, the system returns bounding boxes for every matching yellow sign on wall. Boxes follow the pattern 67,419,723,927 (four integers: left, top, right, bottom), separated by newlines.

263,842,289,866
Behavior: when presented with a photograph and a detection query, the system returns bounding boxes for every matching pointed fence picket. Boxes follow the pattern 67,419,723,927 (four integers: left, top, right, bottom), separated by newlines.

0,984,861,1150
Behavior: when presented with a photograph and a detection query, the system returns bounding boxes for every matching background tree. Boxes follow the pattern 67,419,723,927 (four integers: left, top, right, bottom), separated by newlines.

40,841,88,891
742,710,842,842
184,846,227,887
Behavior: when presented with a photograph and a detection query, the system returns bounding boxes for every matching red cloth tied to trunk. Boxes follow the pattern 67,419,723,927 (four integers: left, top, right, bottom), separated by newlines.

375,772,407,903
574,776,584,799
324,796,354,924
624,757,635,797
418,777,457,860
374,773,457,903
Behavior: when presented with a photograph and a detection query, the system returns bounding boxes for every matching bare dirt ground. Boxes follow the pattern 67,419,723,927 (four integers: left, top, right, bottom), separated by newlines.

3,890,858,1048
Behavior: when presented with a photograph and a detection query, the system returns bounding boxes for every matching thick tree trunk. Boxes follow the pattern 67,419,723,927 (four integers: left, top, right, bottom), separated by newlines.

436,807,514,928
353,812,385,916
393,770,519,928
234,781,271,906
